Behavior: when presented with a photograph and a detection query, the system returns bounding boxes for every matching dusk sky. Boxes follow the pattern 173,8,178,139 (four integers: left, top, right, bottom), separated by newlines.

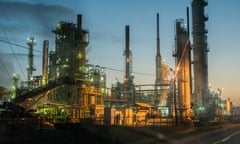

0,0,240,105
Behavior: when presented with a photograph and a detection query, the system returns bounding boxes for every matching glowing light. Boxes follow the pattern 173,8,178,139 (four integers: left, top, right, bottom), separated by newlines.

199,106,205,112
65,58,69,62
77,53,82,59
100,76,104,81
57,23,61,29
79,66,85,72
126,58,130,63
176,66,180,71
101,88,105,93
90,78,94,82
12,86,16,90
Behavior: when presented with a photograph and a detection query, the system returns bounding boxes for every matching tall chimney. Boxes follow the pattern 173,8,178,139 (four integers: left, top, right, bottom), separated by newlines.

187,7,192,94
155,13,163,105
42,40,49,86
124,25,134,103
125,25,130,83
156,13,160,57
77,14,82,30
155,13,162,85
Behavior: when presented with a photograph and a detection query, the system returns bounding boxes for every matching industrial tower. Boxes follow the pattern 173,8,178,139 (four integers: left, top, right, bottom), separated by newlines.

124,25,134,104
26,37,36,83
51,14,89,82
192,0,209,108
155,13,162,86
42,40,49,86
49,15,105,120
155,13,163,105
174,18,192,119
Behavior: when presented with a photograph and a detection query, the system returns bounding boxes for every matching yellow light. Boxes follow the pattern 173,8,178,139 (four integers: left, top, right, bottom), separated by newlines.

100,76,104,81
124,77,128,83
126,58,130,63
12,86,16,90
101,88,105,93
176,66,179,71
77,53,82,59
90,78,94,82
42,79,46,86
57,23,61,29
79,66,85,72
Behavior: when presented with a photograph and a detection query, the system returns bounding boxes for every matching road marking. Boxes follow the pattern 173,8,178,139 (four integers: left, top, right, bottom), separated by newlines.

213,130,240,144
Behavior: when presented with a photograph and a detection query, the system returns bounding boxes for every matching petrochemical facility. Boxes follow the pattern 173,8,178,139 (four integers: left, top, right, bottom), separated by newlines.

0,0,234,127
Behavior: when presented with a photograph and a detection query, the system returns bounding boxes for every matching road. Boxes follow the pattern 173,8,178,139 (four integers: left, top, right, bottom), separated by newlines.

1,122,240,144
176,123,240,144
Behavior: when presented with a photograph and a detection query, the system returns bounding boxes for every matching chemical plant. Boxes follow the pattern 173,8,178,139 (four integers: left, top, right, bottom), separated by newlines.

0,0,234,128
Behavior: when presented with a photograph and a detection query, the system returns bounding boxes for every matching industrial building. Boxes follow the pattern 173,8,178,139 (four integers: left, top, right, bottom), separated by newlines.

13,15,106,123
2,0,234,127
171,0,209,119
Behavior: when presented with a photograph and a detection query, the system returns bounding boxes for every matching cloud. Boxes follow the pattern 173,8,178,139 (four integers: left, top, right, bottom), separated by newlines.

0,1,79,88
91,31,122,45
0,1,77,38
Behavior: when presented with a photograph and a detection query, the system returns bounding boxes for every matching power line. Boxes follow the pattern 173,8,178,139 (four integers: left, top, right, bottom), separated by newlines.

0,57,12,84
0,23,27,80
0,39,42,53
102,66,153,76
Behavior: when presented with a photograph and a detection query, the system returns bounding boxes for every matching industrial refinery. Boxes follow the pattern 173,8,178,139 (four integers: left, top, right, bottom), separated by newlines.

0,0,234,129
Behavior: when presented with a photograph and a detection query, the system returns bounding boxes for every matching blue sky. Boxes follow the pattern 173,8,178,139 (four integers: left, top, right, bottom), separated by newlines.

0,0,240,105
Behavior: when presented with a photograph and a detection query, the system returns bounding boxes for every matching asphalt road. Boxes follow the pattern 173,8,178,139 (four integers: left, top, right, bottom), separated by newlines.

176,123,240,144
1,122,240,144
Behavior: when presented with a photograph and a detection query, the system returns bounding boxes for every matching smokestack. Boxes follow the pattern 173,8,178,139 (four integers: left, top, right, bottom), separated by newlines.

157,13,160,56
155,13,163,105
124,25,134,103
187,7,190,38
77,14,82,30
125,25,130,83
187,7,192,93
42,40,49,86
155,13,162,86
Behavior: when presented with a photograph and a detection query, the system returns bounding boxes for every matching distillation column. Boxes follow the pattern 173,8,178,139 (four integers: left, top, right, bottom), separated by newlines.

174,19,191,119
192,0,209,107
27,37,36,86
